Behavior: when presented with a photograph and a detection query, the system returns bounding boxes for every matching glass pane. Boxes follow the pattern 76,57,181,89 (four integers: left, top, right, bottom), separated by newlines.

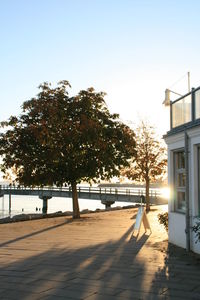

175,151,185,169
195,89,200,120
178,152,185,169
177,191,186,212
172,95,191,128
178,173,186,187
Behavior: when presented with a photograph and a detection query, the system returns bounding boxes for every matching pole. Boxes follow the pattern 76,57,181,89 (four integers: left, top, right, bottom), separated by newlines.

185,131,190,252
2,195,4,215
188,72,190,92
42,197,48,214
9,192,11,216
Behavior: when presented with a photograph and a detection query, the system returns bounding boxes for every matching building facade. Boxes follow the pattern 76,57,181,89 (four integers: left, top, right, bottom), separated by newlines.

164,87,200,254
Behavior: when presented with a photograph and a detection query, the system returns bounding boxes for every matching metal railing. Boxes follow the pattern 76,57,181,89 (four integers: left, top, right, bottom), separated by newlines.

170,86,200,129
0,184,162,198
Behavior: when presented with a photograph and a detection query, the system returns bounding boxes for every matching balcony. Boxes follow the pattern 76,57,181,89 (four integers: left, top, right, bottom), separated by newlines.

169,87,200,133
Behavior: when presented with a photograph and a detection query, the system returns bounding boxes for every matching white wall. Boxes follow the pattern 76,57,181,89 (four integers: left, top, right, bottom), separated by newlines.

168,212,186,248
189,128,200,254
165,127,200,254
191,218,200,254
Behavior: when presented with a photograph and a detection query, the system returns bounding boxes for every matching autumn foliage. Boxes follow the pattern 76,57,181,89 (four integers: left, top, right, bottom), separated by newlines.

0,81,136,218
122,121,167,212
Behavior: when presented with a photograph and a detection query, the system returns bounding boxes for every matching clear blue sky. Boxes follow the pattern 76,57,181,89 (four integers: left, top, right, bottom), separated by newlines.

1,0,200,134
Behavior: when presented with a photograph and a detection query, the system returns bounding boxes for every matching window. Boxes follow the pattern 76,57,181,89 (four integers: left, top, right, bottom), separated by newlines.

174,151,186,213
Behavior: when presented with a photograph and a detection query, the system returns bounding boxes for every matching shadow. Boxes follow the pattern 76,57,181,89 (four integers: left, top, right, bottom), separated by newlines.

0,217,91,249
149,242,200,299
130,213,137,220
129,232,150,244
0,210,177,300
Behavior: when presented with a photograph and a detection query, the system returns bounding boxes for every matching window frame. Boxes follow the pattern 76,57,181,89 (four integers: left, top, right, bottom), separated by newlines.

173,150,186,213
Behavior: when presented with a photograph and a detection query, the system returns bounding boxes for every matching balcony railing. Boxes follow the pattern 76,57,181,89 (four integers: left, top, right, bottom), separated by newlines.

170,86,200,129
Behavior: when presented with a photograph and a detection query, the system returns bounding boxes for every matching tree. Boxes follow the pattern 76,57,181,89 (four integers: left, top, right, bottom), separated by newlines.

121,121,167,212
0,81,136,218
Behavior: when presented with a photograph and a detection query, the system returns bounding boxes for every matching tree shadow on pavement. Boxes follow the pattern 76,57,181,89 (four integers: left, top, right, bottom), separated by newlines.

0,212,166,300
150,242,200,299
0,218,75,249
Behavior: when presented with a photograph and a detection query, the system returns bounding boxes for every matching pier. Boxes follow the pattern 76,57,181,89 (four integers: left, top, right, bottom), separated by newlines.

0,185,167,214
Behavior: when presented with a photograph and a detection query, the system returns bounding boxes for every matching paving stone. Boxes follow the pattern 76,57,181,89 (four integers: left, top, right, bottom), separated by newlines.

68,278,103,288
85,292,169,300
39,296,74,300
0,206,199,300
0,282,54,294
193,286,200,293
112,289,170,300
162,288,200,299
93,286,124,296
0,275,36,284
83,295,119,300
40,286,97,299
0,289,44,300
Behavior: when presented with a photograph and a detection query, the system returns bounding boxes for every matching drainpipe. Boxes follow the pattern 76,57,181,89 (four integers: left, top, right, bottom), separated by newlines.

185,131,190,252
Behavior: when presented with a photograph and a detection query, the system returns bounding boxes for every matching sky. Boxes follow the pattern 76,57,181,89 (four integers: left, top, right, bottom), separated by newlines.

1,0,200,136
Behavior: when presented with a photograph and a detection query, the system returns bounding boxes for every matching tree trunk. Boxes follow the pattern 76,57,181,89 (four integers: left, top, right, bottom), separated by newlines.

71,181,80,219
145,178,150,212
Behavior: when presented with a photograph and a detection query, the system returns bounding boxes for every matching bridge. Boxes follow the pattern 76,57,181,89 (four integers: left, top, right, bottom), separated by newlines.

0,185,167,214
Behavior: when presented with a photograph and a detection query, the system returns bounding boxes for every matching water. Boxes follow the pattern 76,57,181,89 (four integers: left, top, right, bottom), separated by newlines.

0,194,133,219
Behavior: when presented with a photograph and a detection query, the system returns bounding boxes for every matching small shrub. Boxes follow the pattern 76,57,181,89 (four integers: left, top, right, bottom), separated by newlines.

158,212,168,231
192,219,200,243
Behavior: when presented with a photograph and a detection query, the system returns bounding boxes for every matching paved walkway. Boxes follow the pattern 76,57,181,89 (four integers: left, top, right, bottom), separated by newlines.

0,206,200,300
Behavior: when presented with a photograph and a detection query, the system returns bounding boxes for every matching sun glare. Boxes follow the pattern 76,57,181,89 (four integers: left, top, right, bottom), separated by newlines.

160,187,170,199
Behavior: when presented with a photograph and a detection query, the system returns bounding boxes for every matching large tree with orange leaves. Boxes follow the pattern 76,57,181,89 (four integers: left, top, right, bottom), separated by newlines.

0,81,136,218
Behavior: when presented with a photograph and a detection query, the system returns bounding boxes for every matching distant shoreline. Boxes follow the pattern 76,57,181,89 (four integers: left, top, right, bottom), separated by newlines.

0,181,167,189
98,183,167,188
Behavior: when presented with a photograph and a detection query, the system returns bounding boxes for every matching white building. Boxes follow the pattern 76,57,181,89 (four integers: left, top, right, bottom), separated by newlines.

164,87,200,254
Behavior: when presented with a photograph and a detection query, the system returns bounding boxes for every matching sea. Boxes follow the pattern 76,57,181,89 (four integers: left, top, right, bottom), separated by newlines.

0,194,135,219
